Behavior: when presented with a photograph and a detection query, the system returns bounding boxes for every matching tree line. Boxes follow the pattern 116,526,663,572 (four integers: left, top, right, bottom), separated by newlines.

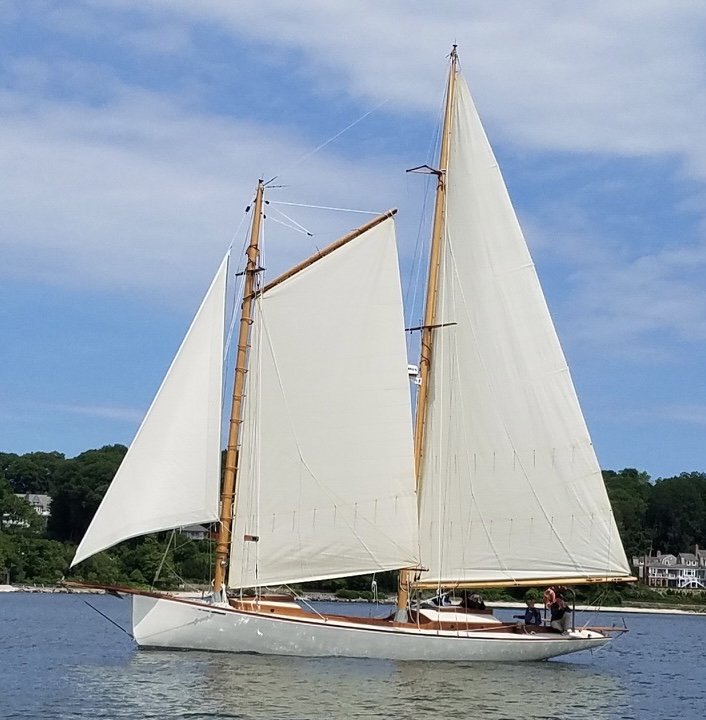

1,446,705,591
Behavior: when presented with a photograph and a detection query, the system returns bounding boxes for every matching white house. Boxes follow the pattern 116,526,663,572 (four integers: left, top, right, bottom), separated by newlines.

633,547,706,590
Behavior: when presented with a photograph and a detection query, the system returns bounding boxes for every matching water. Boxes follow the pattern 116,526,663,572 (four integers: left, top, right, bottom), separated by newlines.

0,593,703,719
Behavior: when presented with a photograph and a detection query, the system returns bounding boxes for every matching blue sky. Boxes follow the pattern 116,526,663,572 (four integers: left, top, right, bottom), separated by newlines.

2,1,706,479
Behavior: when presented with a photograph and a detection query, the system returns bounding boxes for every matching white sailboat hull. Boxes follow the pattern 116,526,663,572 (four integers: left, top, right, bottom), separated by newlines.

132,593,610,662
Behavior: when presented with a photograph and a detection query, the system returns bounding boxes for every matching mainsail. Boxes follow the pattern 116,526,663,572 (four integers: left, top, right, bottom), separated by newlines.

229,218,420,588
71,254,228,566
415,73,631,586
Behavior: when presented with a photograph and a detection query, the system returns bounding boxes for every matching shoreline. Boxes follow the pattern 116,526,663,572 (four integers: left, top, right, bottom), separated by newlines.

3,584,705,615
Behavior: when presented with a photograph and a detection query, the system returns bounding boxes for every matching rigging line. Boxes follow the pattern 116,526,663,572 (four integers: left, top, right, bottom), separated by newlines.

283,585,327,620
270,201,381,215
223,207,255,396
267,215,313,236
232,231,266,589
269,98,390,182
405,94,444,341
253,259,265,589
267,206,313,235
152,529,175,588
83,599,134,639
225,206,250,255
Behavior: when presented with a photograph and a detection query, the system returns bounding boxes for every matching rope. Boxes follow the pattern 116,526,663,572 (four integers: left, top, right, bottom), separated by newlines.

83,599,134,639
282,585,326,620
269,201,381,215
151,530,175,588
267,215,313,236
270,99,390,181
267,206,313,236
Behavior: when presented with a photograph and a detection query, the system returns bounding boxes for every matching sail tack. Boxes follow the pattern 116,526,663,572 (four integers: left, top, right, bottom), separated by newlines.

71,254,228,567
229,218,420,588
416,75,631,586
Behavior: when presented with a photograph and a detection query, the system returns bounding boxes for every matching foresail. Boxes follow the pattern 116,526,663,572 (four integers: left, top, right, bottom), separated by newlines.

416,75,631,586
229,218,419,588
71,254,229,566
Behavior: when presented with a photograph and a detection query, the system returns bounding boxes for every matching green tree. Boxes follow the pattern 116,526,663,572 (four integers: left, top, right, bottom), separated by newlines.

1,452,65,494
647,472,706,553
603,468,653,558
48,445,126,542
21,539,72,584
173,537,213,583
0,477,43,535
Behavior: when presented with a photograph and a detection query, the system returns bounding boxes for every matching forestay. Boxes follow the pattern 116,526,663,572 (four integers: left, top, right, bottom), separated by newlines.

229,219,420,588
416,75,631,585
71,254,228,566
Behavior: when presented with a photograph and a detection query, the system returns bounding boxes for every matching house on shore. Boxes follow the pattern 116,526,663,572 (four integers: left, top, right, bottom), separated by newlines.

14,493,52,518
632,546,706,590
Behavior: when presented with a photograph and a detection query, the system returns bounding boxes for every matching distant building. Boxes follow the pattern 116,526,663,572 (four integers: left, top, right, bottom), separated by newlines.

633,546,706,590
179,524,210,541
14,493,52,518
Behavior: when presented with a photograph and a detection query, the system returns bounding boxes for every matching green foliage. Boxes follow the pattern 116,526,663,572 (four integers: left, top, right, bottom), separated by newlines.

646,473,706,554
335,588,360,599
77,551,125,586
21,539,72,584
173,537,212,583
3,443,706,604
0,452,65,494
47,445,126,543
603,468,653,558
0,477,44,535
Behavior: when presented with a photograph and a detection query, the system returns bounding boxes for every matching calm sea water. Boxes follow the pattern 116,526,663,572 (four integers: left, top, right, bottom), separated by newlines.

0,593,703,719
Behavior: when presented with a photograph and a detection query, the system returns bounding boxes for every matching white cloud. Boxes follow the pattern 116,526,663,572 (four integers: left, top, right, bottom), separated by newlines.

0,66,412,306
4,0,706,354
107,1,706,170
662,404,706,425
54,403,144,424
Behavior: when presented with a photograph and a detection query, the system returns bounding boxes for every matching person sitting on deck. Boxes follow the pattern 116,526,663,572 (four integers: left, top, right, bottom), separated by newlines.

549,596,572,634
514,598,541,626
430,591,452,607
460,591,486,611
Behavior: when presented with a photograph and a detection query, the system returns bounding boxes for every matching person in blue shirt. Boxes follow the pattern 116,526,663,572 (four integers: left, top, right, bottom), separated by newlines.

514,598,542,626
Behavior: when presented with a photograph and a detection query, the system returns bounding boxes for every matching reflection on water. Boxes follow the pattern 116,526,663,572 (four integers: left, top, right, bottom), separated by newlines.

4,594,705,720
61,649,627,720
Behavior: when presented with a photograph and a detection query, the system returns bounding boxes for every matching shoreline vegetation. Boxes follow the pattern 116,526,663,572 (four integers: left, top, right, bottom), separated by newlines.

2,584,705,616
2,447,706,609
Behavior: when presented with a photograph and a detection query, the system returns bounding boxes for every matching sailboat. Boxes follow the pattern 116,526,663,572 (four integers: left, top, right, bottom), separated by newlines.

69,48,634,662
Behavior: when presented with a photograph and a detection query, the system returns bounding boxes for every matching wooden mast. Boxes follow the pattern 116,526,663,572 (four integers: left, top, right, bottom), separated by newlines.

397,46,459,616
213,180,265,595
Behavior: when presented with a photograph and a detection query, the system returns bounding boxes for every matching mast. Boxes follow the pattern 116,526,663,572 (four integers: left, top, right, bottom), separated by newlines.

397,46,459,616
213,180,265,595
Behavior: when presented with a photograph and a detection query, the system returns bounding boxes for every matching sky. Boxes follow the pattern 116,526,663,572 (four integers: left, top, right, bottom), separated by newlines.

2,0,706,480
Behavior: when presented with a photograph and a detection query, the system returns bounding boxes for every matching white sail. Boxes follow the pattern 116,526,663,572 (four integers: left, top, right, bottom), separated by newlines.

416,75,631,585
229,218,419,588
71,254,228,566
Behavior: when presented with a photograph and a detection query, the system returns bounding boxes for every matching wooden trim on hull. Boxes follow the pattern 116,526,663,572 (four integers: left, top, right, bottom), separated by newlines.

65,582,627,640
131,593,613,661
66,581,621,665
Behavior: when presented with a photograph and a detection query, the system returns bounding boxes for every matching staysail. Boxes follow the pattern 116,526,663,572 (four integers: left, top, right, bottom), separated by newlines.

229,218,420,588
71,254,228,566
415,73,631,586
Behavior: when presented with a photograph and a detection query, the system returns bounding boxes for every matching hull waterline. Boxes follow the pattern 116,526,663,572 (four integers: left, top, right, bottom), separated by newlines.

132,593,611,662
